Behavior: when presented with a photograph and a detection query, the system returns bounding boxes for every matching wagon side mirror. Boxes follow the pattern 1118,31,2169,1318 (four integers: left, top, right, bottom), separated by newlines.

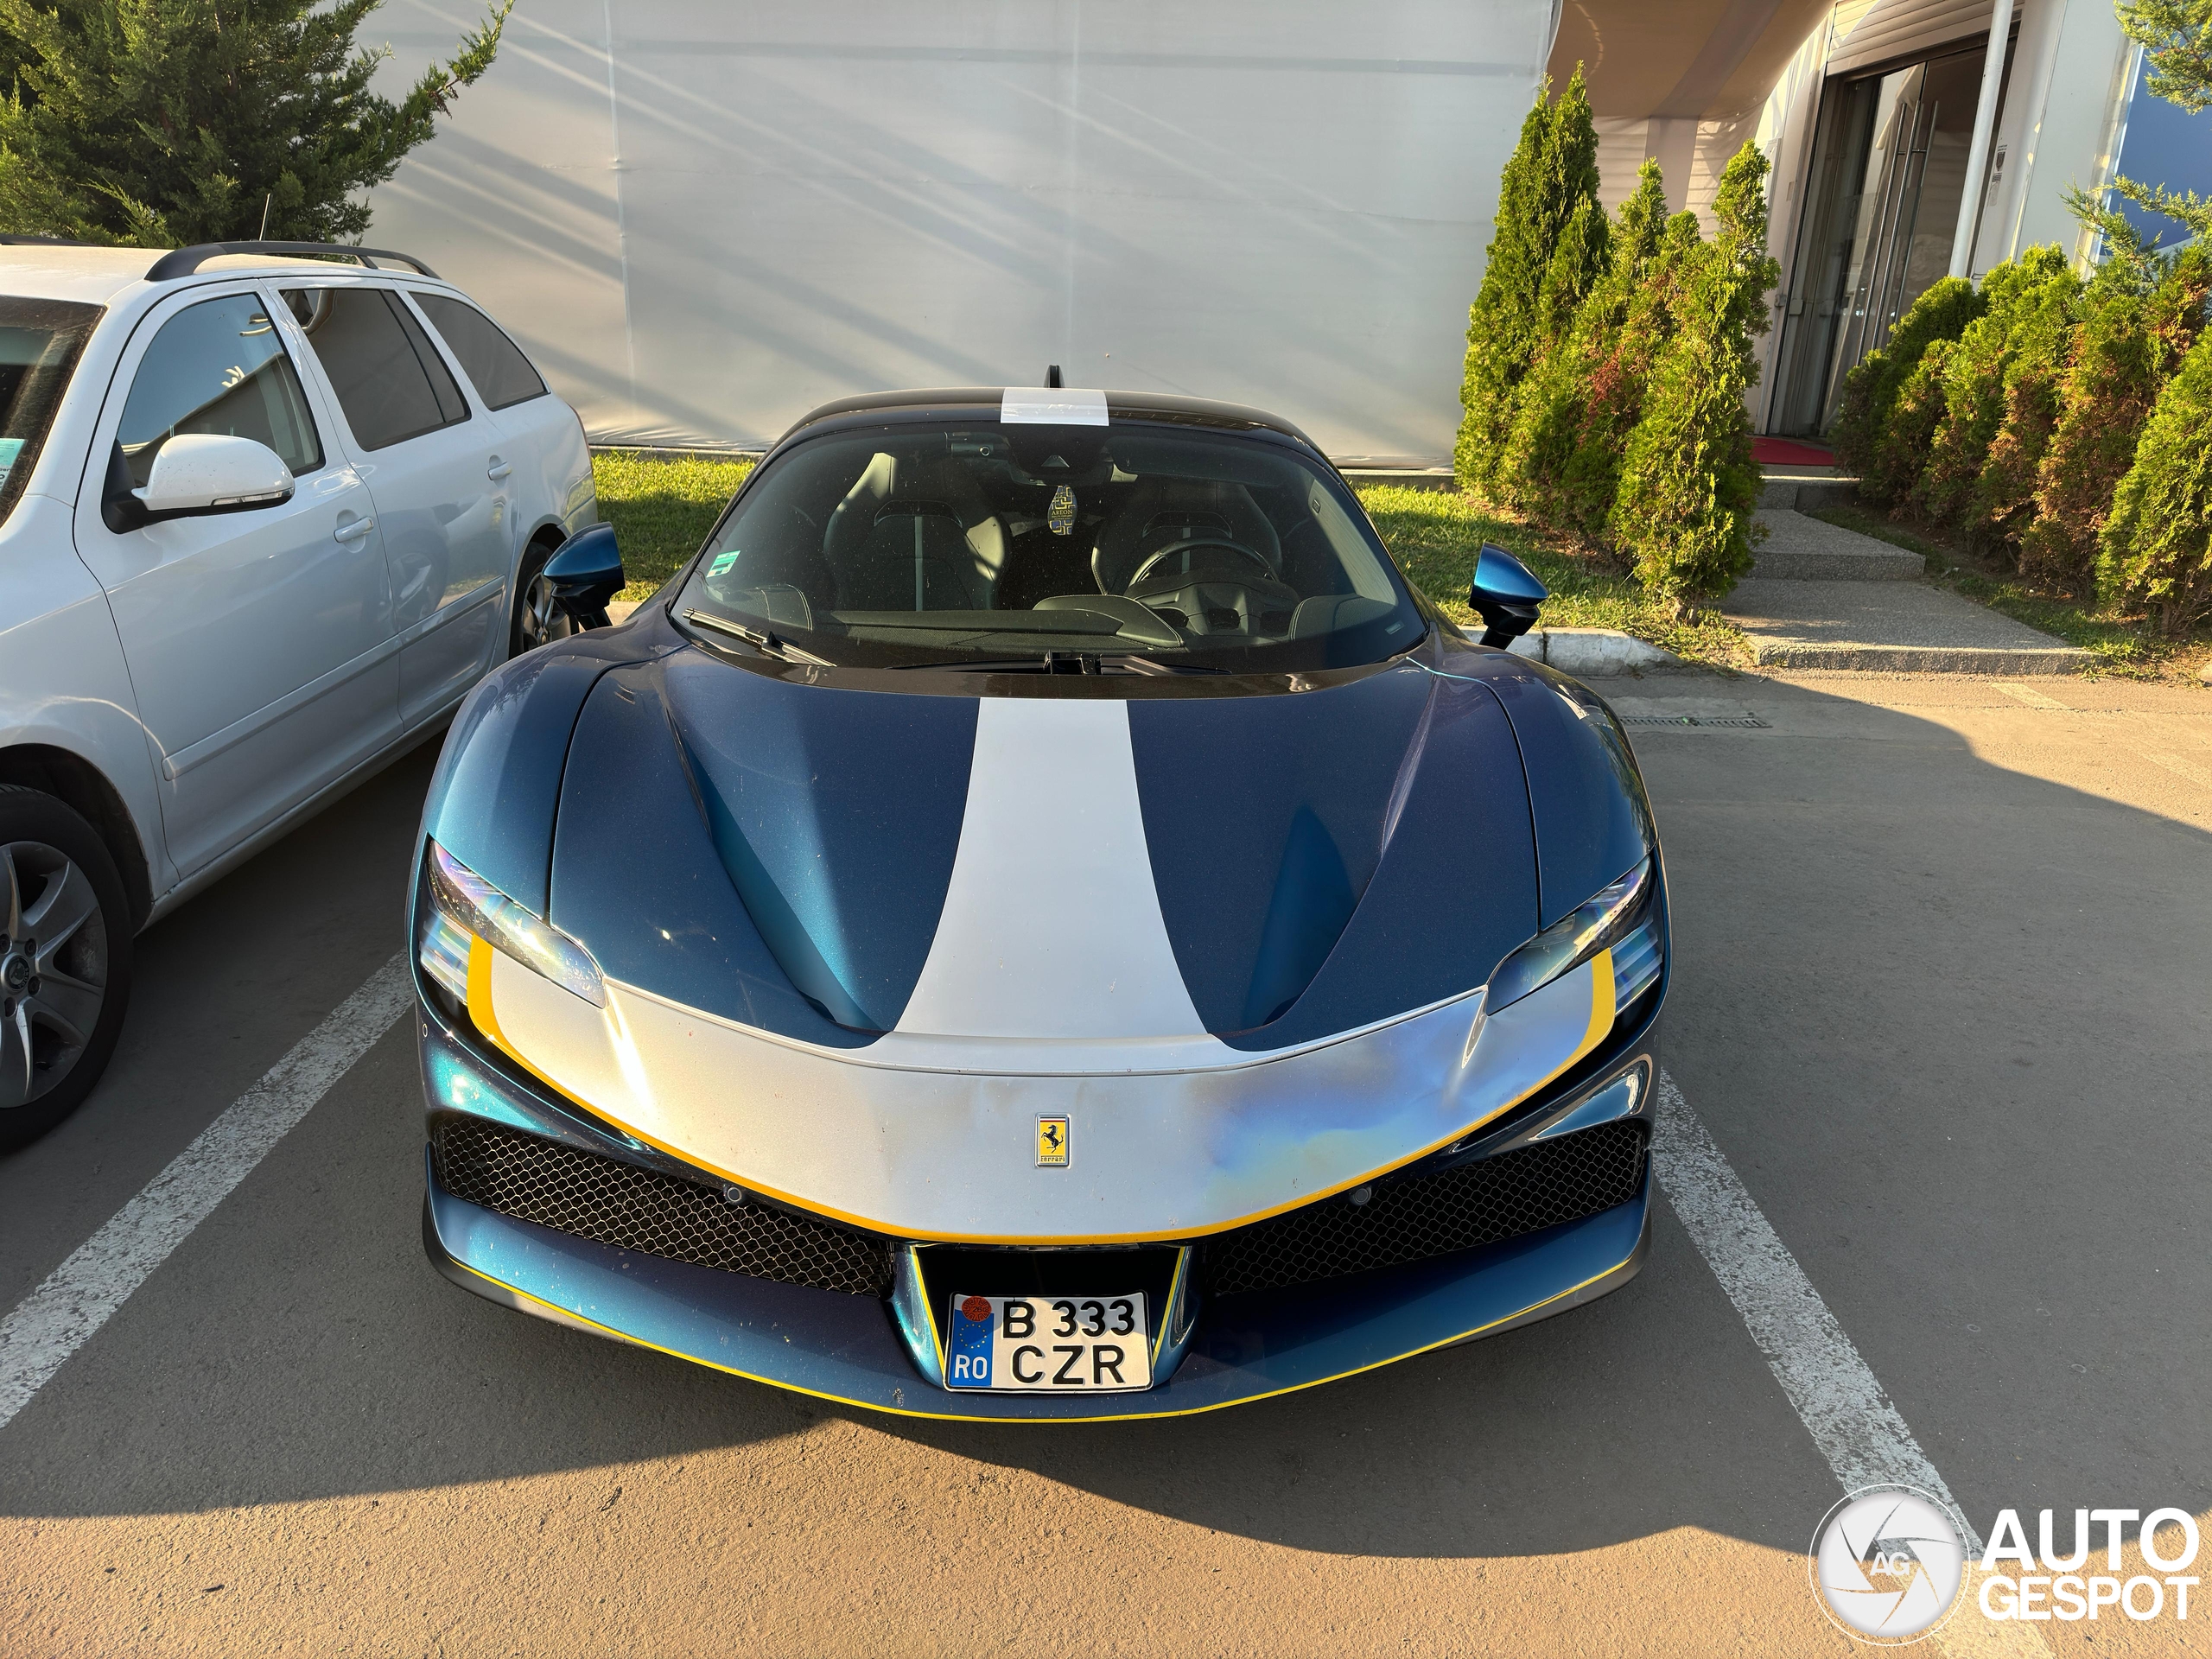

543,524,625,629
103,434,292,531
1469,543,1548,649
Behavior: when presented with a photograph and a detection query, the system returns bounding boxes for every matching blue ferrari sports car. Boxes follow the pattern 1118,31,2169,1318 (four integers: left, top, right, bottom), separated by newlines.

413,384,1666,1420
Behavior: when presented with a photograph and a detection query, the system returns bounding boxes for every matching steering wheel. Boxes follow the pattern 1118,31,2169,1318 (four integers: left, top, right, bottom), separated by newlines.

1123,537,1274,596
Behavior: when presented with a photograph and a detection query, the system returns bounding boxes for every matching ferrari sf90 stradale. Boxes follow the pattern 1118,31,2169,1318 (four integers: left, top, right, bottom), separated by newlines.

413,383,1665,1419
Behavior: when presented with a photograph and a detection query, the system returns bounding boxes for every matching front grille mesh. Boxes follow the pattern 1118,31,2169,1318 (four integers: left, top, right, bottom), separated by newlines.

1204,1119,1647,1297
435,1121,893,1297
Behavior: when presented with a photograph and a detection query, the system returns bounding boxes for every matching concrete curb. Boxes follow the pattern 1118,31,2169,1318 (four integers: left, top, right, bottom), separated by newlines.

1759,477,1865,512
1747,640,2092,674
1488,626,1680,673
1340,468,1458,492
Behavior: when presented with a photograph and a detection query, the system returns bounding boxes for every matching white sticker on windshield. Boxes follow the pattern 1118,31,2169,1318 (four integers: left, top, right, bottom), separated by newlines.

1001,388,1108,426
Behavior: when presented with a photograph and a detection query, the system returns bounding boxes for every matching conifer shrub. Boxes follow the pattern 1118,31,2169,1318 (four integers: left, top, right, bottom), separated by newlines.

2099,326,2212,634
1455,67,1605,498
0,0,510,245
1501,159,1668,528
1829,277,1981,493
2021,244,2212,587
1866,340,1957,505
1607,143,1779,611
1967,263,2084,551
1912,247,2074,529
1553,209,1701,549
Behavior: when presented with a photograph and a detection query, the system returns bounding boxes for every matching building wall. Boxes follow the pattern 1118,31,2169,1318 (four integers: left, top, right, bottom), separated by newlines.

363,0,1551,466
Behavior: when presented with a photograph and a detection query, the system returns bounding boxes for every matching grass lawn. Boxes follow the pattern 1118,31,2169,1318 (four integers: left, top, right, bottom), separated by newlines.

591,454,1749,667
1357,486,1751,667
1802,504,2211,681
594,451,755,602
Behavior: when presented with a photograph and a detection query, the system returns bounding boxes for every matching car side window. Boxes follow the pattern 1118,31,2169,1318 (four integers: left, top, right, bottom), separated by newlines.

410,293,547,410
279,285,469,451
116,294,322,488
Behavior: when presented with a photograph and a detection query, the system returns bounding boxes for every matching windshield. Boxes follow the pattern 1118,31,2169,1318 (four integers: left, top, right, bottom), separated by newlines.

674,420,1424,671
0,298,100,531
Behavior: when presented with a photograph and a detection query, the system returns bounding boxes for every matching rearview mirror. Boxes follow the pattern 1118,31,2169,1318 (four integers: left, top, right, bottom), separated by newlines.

137,433,293,519
543,524,625,629
1469,543,1548,649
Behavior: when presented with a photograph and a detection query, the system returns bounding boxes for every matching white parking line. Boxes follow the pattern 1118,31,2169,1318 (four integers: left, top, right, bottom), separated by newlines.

1992,683,2069,710
0,955,410,1432
1654,1071,2050,1657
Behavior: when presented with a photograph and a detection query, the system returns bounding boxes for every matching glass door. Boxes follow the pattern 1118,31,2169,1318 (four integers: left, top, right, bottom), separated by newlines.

1770,45,2007,436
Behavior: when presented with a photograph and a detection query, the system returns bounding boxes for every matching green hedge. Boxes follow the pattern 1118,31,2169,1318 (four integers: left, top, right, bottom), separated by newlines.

1834,232,2212,635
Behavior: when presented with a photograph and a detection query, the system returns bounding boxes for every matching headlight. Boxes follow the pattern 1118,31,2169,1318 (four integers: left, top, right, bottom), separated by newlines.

1487,855,1662,1016
416,841,604,1012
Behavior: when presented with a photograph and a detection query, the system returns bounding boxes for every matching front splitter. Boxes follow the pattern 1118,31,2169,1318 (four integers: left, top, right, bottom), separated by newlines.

423,1151,1650,1421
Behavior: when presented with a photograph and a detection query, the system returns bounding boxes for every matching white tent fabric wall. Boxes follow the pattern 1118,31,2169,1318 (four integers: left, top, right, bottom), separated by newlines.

364,0,1548,467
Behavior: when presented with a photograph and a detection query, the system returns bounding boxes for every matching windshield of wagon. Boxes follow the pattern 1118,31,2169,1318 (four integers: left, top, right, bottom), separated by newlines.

0,297,100,531
673,419,1424,671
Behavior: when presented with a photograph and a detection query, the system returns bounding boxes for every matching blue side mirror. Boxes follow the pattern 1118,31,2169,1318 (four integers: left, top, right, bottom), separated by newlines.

1469,543,1548,649
543,524,626,629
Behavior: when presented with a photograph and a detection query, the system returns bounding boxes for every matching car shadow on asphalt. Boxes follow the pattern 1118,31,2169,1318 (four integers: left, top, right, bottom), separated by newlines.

3,674,2208,1566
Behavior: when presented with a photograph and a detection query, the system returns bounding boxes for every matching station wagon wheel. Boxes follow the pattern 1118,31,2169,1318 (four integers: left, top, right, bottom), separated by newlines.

0,786,132,1152
511,537,577,658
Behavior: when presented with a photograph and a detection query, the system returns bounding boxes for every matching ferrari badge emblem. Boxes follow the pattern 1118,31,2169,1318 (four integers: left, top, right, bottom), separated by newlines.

1036,1114,1070,1167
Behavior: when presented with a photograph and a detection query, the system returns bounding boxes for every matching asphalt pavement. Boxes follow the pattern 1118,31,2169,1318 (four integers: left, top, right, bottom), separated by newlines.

3,671,2209,1657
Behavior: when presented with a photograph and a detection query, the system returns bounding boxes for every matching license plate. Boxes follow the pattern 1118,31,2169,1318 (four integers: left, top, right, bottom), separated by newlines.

943,1293,1152,1392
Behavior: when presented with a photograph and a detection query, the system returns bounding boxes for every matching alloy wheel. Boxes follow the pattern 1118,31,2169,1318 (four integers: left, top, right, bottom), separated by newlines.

517,569,575,655
0,839,109,1110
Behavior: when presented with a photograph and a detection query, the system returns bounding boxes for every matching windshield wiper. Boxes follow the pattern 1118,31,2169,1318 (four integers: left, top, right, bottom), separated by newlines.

683,608,834,667
1111,653,1228,676
887,651,1230,676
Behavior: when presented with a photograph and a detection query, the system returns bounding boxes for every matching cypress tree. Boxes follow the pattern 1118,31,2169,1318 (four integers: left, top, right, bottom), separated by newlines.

1608,143,1779,613
0,0,510,245
1502,157,1667,528
2021,243,2212,586
1912,246,2075,529
1967,262,2085,552
1869,340,1959,506
1829,276,1982,492
2099,324,2212,633
1554,207,1700,549
1454,65,1604,498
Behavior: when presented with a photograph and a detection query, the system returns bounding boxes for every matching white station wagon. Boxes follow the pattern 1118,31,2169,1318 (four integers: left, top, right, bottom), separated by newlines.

0,238,601,1149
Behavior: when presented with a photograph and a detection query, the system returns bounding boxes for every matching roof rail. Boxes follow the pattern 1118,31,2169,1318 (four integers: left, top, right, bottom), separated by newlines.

145,240,441,282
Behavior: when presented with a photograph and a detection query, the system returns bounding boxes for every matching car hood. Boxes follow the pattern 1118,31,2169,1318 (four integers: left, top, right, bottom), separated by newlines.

543,645,1548,1058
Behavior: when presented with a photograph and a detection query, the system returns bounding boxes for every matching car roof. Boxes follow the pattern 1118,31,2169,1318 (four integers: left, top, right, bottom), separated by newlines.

782,387,1325,454
0,244,445,306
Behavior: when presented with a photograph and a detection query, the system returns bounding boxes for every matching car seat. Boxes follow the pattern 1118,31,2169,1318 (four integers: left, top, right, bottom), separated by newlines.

823,451,1009,611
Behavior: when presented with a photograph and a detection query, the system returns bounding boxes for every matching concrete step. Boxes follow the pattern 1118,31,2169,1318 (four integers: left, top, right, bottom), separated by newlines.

1751,509,1923,581
1759,474,1865,512
1721,577,2090,675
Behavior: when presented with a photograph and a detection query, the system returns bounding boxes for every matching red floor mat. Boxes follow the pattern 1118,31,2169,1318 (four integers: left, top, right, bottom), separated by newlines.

1753,436,1835,467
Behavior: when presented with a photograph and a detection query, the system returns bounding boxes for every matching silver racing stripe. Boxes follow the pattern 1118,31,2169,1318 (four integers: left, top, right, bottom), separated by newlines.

894,698,1214,1043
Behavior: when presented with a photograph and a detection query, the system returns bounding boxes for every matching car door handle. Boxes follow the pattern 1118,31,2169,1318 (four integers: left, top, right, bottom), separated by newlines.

334,515,375,543
486,457,512,480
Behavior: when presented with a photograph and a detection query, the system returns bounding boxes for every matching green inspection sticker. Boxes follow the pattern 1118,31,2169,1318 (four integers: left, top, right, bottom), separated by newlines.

708,550,739,576
0,437,23,487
